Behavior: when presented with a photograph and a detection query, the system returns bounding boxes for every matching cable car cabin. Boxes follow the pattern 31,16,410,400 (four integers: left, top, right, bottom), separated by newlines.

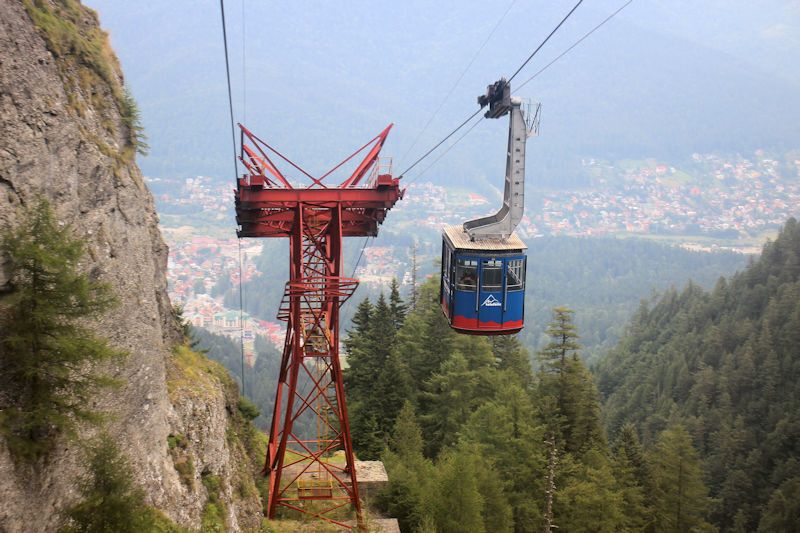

440,224,527,335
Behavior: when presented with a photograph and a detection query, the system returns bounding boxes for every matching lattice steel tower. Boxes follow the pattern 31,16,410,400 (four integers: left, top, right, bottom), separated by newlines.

235,123,402,529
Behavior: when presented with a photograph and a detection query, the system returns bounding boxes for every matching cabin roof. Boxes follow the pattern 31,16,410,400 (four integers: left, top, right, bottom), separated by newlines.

443,224,527,252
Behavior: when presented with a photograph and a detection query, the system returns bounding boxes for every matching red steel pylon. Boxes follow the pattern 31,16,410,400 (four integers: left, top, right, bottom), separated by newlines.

235,123,402,529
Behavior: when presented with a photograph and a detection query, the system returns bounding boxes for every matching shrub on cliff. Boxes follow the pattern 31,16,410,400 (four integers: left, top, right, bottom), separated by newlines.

0,198,124,461
61,435,185,533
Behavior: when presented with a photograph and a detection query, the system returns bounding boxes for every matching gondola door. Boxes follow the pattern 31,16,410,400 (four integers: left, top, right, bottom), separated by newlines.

478,258,504,329
453,256,479,330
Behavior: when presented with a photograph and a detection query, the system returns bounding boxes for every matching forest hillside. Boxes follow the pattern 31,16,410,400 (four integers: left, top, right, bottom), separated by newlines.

597,218,800,531
339,280,704,531
321,219,800,532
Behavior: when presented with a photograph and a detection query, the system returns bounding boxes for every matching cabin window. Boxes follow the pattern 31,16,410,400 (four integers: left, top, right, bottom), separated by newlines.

506,258,525,291
456,259,478,291
482,260,503,291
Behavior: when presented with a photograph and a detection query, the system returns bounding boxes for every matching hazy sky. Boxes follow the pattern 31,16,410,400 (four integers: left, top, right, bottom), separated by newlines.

85,0,800,186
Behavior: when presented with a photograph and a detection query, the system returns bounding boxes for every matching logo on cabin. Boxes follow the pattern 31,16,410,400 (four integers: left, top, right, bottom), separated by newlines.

481,295,502,307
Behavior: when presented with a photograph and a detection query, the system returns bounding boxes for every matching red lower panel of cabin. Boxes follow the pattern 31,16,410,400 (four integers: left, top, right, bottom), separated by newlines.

450,314,523,335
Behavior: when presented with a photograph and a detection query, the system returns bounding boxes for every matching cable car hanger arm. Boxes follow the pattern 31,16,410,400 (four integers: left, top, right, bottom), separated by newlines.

463,78,537,241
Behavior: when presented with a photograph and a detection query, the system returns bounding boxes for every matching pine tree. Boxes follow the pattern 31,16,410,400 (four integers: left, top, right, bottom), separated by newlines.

469,443,514,533
380,404,434,531
370,293,396,347
350,410,383,460
343,297,376,454
536,308,603,455
374,348,413,438
378,458,430,532
343,297,372,372
561,359,605,455
431,446,486,533
612,423,653,531
757,476,800,532
343,298,373,392
418,351,477,457
650,424,711,532
405,281,454,385
463,382,546,531
388,277,407,331
61,436,157,532
389,401,424,461
345,293,413,457
0,199,123,460
492,334,533,387
555,449,624,533
538,307,581,374
543,433,558,533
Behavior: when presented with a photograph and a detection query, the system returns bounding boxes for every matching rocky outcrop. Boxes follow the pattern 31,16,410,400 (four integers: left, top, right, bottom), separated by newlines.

0,1,262,530
163,347,264,531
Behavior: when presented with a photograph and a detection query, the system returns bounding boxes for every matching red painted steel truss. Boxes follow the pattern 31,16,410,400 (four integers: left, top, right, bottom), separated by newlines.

235,123,402,529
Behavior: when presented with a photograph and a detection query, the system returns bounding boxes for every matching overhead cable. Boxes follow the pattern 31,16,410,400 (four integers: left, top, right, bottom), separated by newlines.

517,0,635,91
238,239,247,396
242,0,247,124
219,0,239,179
350,237,371,279
219,0,247,395
403,0,633,182
399,0,585,179
406,114,486,185
398,107,483,178
507,0,584,83
399,0,518,167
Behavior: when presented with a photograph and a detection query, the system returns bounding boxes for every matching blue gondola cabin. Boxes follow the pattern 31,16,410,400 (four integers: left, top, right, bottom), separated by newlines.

440,224,527,335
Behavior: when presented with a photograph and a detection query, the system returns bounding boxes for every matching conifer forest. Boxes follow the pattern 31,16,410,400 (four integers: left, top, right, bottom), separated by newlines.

195,219,800,532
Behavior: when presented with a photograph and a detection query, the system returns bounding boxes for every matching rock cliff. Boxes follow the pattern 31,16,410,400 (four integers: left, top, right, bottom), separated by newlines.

0,1,262,530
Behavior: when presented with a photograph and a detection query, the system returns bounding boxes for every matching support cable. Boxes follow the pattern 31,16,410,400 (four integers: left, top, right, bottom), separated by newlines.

406,114,485,185
507,0,584,83
517,0,634,91
399,0,584,179
238,239,247,396
341,236,371,318
398,107,483,178
350,237,371,279
402,0,631,182
398,0,518,167
220,0,246,395
219,0,239,179
242,0,247,124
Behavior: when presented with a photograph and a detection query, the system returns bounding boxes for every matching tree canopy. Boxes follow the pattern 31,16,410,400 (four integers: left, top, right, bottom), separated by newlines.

0,199,123,460
344,275,715,532
597,217,800,530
